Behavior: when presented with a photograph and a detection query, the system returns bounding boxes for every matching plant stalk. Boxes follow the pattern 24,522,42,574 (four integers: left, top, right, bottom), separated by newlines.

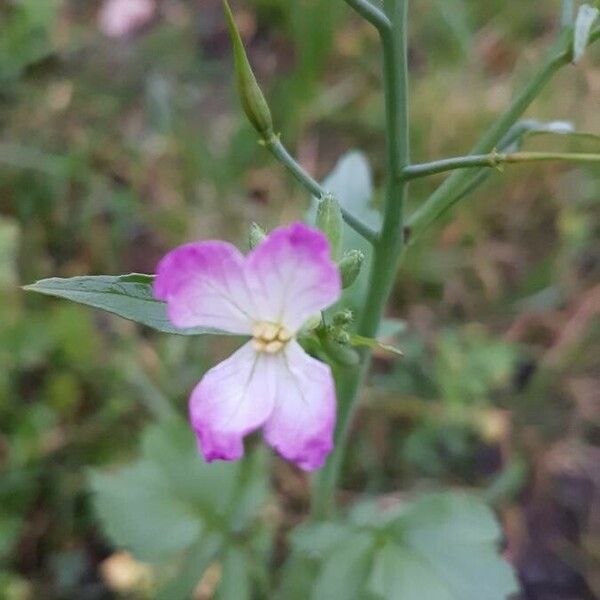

405,28,600,241
265,135,379,243
402,151,600,180
312,0,410,519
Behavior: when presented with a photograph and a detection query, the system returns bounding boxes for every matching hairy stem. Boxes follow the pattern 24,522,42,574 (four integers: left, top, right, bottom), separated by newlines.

402,151,600,180
312,0,410,519
265,136,379,243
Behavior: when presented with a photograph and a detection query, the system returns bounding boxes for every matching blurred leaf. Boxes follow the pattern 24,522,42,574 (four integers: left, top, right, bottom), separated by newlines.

0,0,61,82
433,0,473,58
377,318,408,340
90,417,269,599
0,217,19,287
24,274,231,336
311,532,375,600
573,3,599,63
289,492,518,600
435,328,518,407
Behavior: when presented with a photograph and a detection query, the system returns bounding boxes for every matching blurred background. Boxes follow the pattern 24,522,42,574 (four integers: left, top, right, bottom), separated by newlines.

1,0,599,598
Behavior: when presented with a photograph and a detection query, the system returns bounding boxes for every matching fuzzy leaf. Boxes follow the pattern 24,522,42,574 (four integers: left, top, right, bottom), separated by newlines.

90,417,268,600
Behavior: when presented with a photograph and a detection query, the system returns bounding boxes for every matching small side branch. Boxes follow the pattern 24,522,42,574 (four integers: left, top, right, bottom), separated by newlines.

401,151,600,180
344,0,391,33
265,136,379,244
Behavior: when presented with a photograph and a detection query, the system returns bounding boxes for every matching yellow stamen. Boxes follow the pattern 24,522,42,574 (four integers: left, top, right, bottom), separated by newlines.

252,321,291,354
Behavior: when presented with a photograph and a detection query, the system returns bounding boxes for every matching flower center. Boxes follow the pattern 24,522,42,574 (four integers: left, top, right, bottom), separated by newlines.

252,322,292,354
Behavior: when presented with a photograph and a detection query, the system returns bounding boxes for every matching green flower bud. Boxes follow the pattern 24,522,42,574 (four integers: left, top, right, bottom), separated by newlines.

316,193,344,260
222,0,274,138
338,249,365,289
248,222,266,249
333,309,354,326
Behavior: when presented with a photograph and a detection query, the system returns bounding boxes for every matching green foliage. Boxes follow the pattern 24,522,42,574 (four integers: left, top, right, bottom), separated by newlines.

0,0,61,83
90,417,269,599
24,274,231,336
282,492,518,600
434,327,518,408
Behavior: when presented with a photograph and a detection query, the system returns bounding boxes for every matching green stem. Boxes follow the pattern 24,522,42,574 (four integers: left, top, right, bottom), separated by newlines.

265,135,378,244
311,0,410,519
405,30,590,241
344,0,391,32
402,151,600,180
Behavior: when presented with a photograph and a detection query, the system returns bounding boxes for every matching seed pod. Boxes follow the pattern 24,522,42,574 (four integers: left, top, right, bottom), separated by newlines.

338,249,365,289
248,222,266,249
316,194,344,260
222,0,274,138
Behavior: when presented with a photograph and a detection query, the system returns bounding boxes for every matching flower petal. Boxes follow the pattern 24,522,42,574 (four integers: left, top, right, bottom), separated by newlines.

154,241,257,334
263,340,336,471
246,223,341,333
189,342,278,462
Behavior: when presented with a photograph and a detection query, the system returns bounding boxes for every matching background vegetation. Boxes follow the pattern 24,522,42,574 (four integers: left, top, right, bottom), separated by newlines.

1,0,599,598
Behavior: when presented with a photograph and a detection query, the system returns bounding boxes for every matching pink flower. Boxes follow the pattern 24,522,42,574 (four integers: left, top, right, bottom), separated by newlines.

98,0,156,38
154,223,341,471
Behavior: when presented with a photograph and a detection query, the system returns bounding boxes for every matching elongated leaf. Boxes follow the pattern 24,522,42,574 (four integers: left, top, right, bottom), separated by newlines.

574,3,599,63
24,274,229,336
350,333,404,357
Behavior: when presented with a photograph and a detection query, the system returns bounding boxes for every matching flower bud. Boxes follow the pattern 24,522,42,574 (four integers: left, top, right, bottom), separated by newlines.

248,222,266,249
333,309,353,326
338,249,364,289
222,0,274,138
316,194,343,260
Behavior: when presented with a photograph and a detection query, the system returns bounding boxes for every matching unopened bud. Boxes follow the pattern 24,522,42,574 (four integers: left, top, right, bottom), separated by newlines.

333,309,353,326
222,0,274,138
316,194,343,260
248,222,266,249
338,249,364,289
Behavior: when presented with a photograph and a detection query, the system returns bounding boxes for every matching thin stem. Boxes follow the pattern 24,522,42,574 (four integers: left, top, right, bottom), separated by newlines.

405,29,599,241
265,136,379,243
344,0,391,33
402,151,600,180
311,0,410,520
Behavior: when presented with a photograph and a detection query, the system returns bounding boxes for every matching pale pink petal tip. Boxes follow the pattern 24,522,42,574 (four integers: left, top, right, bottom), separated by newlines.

98,0,156,38
247,222,342,333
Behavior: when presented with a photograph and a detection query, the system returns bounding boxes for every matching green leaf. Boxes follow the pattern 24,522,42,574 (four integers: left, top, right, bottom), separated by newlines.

89,417,268,600
574,3,599,63
292,492,519,600
24,274,230,336
311,532,375,600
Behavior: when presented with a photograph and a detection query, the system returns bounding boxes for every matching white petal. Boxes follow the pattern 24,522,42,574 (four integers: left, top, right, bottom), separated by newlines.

189,342,277,462
263,341,336,471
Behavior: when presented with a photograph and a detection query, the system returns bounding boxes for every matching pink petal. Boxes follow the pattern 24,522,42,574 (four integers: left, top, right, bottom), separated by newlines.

246,223,341,333
263,341,336,471
154,241,258,334
189,342,277,463
98,0,155,38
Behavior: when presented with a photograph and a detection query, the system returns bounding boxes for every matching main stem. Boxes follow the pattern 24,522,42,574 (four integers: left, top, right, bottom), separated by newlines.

312,0,410,519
